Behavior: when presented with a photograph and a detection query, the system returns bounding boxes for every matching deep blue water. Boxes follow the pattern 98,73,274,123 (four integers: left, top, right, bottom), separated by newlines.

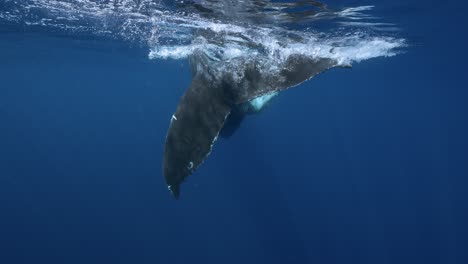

1,1,468,263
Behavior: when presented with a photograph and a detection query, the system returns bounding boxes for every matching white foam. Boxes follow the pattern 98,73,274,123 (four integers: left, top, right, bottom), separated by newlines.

149,45,199,60
2,1,406,72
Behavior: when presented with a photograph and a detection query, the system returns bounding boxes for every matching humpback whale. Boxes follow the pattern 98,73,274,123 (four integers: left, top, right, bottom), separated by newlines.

159,0,403,199
162,0,342,199
163,50,340,198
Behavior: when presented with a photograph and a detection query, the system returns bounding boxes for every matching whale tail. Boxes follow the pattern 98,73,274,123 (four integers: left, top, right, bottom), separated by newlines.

163,73,233,198
168,184,181,200
163,55,340,198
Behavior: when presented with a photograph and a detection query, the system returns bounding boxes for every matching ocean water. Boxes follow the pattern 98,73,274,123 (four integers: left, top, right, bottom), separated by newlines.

0,0,467,263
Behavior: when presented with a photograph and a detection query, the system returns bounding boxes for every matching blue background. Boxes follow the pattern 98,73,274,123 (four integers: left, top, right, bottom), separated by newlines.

1,1,467,263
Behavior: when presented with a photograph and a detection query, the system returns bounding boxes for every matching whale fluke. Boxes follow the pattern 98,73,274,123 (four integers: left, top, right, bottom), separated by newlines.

163,54,339,198
163,72,233,199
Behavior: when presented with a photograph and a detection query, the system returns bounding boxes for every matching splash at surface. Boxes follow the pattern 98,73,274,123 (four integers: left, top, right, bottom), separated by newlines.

0,0,405,77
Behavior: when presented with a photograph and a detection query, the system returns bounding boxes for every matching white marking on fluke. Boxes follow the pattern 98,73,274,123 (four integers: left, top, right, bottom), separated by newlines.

248,92,278,111
172,115,177,121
